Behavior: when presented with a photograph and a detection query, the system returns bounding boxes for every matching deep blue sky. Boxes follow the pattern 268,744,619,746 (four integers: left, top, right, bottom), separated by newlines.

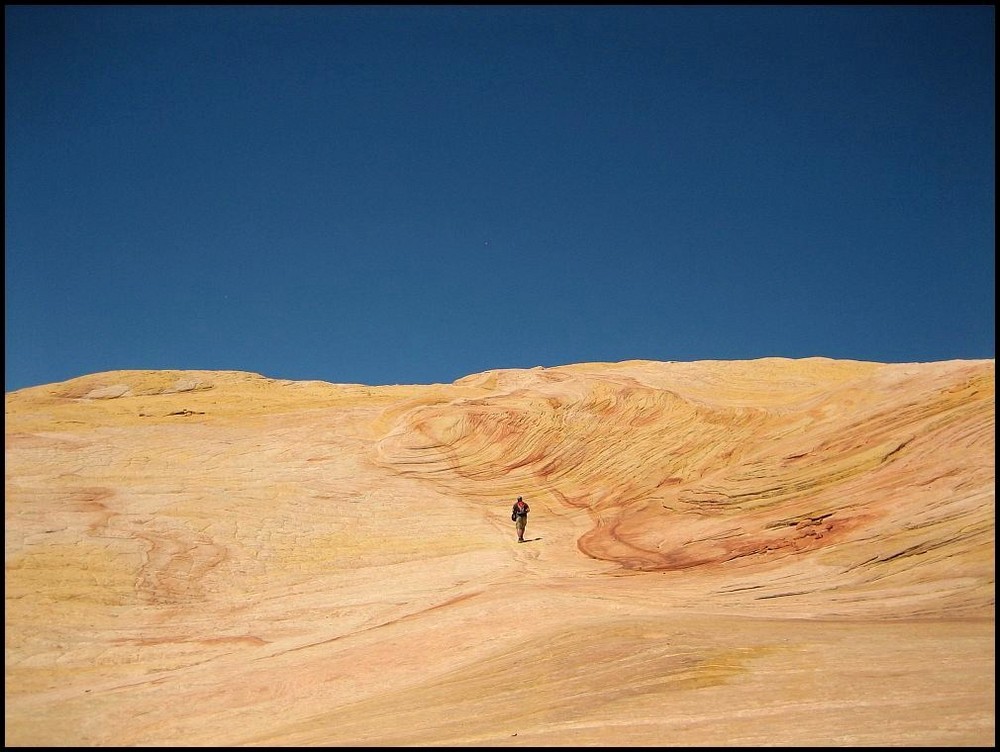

5,5,995,392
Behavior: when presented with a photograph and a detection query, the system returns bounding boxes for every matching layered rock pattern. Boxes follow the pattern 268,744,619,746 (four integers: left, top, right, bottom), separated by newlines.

4,358,995,746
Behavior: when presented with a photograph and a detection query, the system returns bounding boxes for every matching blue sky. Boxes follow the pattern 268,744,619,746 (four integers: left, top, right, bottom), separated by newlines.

5,5,995,392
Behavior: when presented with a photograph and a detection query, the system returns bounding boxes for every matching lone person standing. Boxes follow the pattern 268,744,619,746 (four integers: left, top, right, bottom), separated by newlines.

511,496,530,542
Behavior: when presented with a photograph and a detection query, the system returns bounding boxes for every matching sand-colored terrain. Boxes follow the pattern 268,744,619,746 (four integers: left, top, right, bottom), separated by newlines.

5,357,995,746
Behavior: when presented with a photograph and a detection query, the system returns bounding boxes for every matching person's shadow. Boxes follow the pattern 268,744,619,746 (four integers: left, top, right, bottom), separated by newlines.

519,537,542,543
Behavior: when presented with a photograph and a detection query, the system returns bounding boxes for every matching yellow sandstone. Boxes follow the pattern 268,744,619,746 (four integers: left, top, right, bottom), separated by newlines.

5,358,994,746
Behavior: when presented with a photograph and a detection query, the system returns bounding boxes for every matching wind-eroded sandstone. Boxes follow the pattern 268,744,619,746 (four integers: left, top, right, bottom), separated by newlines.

4,357,995,746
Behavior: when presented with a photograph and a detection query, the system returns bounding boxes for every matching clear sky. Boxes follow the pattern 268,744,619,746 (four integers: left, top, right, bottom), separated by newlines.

5,5,995,393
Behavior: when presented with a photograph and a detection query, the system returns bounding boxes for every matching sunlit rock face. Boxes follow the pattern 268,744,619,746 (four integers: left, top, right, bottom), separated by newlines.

5,358,995,746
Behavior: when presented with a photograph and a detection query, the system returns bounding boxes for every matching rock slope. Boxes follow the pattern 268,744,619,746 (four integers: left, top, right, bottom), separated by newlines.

4,357,995,746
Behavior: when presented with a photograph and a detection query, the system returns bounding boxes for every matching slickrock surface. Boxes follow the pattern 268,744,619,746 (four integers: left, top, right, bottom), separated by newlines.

5,357,995,747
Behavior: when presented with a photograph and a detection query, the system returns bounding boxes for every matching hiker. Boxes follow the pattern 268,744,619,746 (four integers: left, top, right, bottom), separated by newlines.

511,496,530,542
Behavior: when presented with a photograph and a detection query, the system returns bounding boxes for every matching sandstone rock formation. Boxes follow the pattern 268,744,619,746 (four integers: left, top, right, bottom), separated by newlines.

4,357,995,746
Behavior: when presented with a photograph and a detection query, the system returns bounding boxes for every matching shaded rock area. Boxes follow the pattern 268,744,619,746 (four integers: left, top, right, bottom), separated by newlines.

4,357,995,746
